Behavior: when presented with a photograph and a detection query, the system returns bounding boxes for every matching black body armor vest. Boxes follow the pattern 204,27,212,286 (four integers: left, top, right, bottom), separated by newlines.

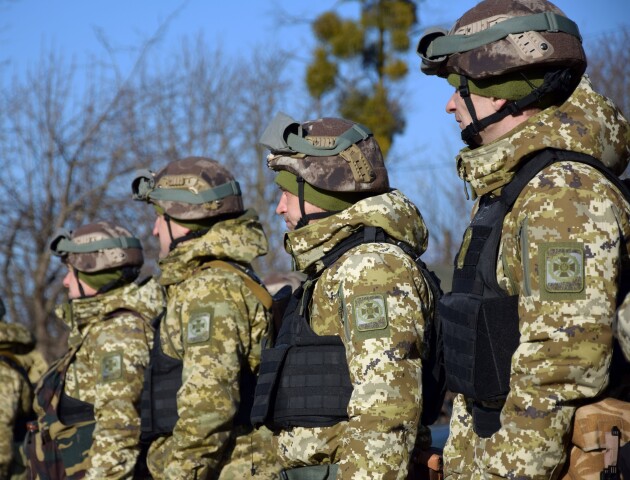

140,311,180,443
439,149,630,438
251,226,445,430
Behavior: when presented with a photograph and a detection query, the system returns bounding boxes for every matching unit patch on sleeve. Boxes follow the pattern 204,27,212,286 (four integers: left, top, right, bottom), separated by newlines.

353,294,390,340
539,242,585,300
101,352,123,382
187,311,212,345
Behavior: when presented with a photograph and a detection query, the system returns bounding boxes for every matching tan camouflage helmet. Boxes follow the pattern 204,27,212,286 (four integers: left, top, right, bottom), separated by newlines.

131,156,244,221
49,221,143,273
417,0,586,80
260,113,389,194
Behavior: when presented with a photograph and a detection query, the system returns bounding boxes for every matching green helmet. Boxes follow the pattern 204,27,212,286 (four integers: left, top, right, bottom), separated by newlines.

132,157,243,222
417,0,586,80
50,221,143,273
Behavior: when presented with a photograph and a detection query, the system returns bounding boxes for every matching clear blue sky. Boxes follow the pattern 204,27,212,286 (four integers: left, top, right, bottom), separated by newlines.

2,0,628,209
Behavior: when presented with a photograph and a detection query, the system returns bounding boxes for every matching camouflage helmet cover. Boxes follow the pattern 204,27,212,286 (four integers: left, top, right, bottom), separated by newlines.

50,221,143,273
134,156,243,221
264,116,389,193
419,0,586,79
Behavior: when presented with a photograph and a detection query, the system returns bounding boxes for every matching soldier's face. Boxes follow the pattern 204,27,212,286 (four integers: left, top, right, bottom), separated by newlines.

445,89,505,145
153,215,173,258
62,266,96,300
152,214,190,258
275,190,325,231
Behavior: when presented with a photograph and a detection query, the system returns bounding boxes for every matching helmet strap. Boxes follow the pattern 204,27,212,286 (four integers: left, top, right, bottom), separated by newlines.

295,176,335,229
460,69,575,148
72,266,87,299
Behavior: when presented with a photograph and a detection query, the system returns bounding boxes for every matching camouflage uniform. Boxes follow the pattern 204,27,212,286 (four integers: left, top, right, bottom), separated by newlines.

132,157,278,480
254,114,437,479
441,77,630,478
145,212,278,480
31,278,161,479
417,1,630,476
273,189,434,479
0,320,43,480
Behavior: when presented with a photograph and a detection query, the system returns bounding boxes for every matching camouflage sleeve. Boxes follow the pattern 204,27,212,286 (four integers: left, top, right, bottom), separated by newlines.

332,245,429,479
477,165,626,478
616,293,630,361
84,314,153,480
0,365,23,478
161,272,253,479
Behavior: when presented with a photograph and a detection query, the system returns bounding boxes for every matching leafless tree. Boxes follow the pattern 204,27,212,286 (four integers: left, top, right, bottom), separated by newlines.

0,36,295,360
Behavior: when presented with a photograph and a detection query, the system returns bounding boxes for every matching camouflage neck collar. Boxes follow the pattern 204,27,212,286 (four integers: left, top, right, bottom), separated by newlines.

284,190,428,273
158,211,269,286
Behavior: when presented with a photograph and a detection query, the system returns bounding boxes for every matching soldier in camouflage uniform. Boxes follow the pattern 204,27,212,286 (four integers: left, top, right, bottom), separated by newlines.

417,0,630,478
251,114,437,479
27,221,161,479
0,298,47,480
131,156,279,479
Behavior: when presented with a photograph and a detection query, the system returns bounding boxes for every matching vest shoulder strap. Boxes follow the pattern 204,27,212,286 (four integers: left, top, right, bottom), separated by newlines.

204,260,273,310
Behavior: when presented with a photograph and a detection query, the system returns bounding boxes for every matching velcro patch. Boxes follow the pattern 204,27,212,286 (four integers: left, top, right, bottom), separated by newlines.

101,353,123,382
187,312,211,345
540,242,585,300
353,294,389,340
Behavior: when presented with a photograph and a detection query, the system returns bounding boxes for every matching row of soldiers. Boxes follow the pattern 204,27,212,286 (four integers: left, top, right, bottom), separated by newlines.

2,0,630,478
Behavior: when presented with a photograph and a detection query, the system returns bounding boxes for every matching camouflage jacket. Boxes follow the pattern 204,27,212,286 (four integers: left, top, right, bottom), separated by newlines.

276,189,434,479
147,211,278,480
0,322,39,479
32,278,162,480
443,76,630,479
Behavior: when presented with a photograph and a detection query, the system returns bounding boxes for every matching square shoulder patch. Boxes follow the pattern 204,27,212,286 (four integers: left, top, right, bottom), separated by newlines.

353,294,390,340
539,242,585,300
101,352,123,383
186,311,212,345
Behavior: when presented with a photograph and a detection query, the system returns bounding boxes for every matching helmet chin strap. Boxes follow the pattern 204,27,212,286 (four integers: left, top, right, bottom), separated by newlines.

72,266,87,299
295,176,335,229
459,69,575,149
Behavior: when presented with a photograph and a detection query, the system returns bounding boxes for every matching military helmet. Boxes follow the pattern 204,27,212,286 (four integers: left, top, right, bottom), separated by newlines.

260,113,389,194
49,221,143,273
132,157,243,221
417,0,586,80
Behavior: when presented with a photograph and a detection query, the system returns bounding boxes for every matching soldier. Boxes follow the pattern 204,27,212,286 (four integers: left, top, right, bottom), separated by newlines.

417,0,630,477
0,298,47,480
251,114,440,479
27,221,162,479
131,157,279,479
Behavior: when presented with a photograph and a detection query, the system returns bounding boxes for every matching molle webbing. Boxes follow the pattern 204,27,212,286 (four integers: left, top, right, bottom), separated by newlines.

140,311,181,442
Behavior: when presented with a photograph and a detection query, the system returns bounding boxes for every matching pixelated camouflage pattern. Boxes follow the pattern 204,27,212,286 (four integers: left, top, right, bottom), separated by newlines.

267,117,389,193
32,278,162,479
616,294,630,361
151,156,244,221
442,0,586,80
443,75,630,479
0,322,38,479
147,211,280,479
66,221,143,273
275,189,434,479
